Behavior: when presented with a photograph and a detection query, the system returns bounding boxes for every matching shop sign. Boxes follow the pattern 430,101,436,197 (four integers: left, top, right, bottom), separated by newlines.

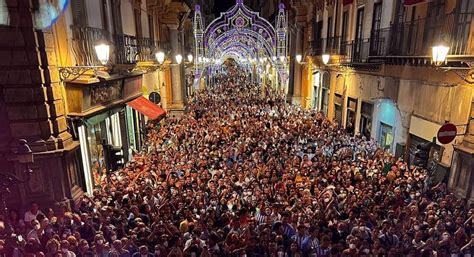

90,80,123,106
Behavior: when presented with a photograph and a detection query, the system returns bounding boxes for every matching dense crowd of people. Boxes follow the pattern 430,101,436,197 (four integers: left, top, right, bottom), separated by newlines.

1,68,473,257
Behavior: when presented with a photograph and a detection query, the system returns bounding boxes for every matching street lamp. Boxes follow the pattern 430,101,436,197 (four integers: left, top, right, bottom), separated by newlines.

58,40,110,82
94,40,110,65
0,139,34,237
322,54,331,65
296,54,303,64
156,51,165,64
175,54,183,65
187,54,193,63
432,45,449,66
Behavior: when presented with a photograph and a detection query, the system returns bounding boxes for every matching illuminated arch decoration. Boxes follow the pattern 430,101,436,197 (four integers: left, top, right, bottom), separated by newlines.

193,0,288,86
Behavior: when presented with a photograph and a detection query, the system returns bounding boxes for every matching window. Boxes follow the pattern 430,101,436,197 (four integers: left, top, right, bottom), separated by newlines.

341,11,349,55
372,3,382,32
453,0,474,54
360,102,373,139
379,122,394,151
423,0,446,53
148,15,154,40
111,0,122,34
355,8,364,40
327,16,333,39
341,11,349,42
370,3,382,55
346,97,357,135
134,9,142,38
354,8,365,60
334,93,343,126
71,0,88,27
100,0,109,32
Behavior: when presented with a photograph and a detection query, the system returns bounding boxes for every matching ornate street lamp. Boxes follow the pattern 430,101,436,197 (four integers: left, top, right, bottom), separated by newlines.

156,51,165,64
322,54,331,65
296,54,302,64
58,40,111,82
175,54,183,65
94,40,110,65
0,139,34,237
432,45,449,66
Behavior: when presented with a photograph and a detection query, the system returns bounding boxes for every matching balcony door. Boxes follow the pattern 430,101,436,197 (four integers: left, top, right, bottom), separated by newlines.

370,3,382,55
453,0,474,54
423,0,446,54
354,8,365,61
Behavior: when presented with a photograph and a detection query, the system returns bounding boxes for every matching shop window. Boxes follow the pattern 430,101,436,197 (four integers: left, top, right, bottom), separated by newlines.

454,154,469,190
312,72,320,110
360,101,373,139
379,122,394,151
346,97,357,135
87,122,107,187
334,93,343,126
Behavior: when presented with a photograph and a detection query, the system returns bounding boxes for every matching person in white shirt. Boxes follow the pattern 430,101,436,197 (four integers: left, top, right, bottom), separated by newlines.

24,202,43,227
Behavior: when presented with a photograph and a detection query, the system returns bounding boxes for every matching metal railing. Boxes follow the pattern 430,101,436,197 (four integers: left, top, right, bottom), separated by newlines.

307,40,324,56
370,12,473,57
115,35,171,64
70,26,110,66
325,37,343,54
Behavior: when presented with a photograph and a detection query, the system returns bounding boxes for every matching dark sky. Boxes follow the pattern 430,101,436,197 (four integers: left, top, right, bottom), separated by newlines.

214,0,237,16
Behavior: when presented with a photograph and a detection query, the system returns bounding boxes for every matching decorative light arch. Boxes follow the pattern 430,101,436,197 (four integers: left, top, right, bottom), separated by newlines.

194,0,288,86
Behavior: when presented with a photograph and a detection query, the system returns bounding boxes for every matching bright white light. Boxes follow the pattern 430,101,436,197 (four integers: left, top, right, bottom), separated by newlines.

272,56,277,61
296,54,302,63
322,54,330,65
187,54,193,63
175,54,183,64
432,45,449,65
156,51,165,64
280,56,285,63
95,43,110,65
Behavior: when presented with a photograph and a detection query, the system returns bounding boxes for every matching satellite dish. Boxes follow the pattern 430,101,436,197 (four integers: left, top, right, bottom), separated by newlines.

149,92,161,104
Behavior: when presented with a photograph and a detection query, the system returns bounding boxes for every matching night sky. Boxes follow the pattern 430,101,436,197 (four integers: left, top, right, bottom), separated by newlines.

214,0,237,16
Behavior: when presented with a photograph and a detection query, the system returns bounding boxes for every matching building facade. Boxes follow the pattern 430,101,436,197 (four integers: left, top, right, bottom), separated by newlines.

0,0,192,210
289,0,474,202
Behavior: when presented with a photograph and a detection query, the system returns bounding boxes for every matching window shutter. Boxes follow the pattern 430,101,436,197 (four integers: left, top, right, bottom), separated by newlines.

71,0,88,27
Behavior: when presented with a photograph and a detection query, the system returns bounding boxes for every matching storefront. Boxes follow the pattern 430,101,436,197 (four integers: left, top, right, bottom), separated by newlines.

346,97,357,135
66,74,166,193
334,93,343,126
360,101,373,139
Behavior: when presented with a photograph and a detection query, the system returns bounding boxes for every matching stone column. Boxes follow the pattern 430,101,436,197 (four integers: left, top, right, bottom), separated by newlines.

169,24,184,110
1,0,80,210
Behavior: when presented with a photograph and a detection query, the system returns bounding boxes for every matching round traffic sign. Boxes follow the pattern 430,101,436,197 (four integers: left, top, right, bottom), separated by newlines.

437,123,457,144
149,92,161,104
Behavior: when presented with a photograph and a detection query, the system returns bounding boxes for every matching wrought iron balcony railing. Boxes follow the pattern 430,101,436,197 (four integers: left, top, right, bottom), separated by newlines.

307,40,324,56
370,12,473,58
115,34,171,64
70,26,110,66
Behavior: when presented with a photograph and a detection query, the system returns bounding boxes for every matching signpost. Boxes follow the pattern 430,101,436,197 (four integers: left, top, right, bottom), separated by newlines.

437,123,457,144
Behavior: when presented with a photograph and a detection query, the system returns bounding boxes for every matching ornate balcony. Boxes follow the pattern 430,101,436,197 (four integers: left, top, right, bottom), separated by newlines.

115,34,172,65
70,25,110,66
370,12,473,61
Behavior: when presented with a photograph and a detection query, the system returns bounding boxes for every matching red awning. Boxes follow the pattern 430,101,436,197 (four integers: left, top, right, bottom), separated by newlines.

343,0,353,5
127,96,166,120
404,0,425,5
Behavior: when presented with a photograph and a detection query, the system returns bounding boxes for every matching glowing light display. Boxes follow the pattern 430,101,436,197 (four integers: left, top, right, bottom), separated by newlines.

194,0,288,86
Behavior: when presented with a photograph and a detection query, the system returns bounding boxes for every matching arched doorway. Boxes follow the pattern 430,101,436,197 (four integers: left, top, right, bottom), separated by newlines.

193,0,288,87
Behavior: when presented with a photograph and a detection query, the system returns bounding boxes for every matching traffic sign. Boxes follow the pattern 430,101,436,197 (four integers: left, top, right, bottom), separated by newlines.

149,92,161,104
437,123,457,144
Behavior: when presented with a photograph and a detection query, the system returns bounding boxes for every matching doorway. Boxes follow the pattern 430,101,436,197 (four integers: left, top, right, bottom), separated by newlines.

379,122,394,151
